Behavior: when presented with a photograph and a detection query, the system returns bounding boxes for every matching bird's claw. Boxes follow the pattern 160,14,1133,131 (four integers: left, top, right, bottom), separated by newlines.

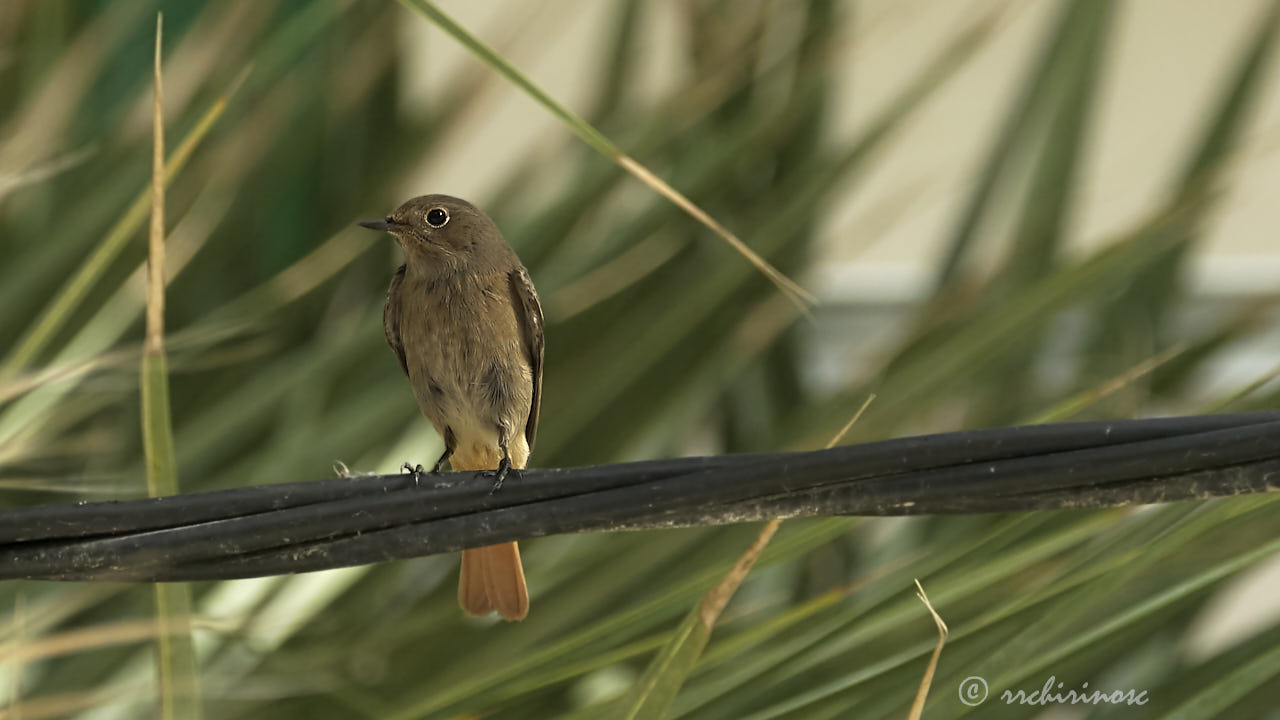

477,457,519,494
401,462,426,488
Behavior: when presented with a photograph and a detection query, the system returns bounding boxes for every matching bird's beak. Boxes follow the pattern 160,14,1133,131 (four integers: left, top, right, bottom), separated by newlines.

358,217,391,232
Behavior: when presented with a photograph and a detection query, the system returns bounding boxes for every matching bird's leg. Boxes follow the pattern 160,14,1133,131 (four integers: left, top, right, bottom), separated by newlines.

431,447,452,475
432,430,456,475
478,426,521,494
485,454,512,494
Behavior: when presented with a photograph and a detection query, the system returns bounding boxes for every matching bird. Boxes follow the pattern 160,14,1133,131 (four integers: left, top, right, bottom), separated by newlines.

359,194,543,621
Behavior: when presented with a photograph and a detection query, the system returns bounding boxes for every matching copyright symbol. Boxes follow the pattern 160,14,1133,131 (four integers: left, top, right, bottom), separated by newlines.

959,676,988,706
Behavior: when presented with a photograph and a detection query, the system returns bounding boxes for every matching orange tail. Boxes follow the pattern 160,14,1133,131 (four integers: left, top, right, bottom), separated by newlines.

451,439,531,621
458,542,528,621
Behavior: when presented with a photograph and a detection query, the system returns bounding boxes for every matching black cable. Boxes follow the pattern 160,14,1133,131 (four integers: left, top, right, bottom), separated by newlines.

2,411,1268,543
1,412,1278,582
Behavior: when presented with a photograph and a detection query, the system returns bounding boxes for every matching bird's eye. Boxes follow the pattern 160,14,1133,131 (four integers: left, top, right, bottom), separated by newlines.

426,208,449,228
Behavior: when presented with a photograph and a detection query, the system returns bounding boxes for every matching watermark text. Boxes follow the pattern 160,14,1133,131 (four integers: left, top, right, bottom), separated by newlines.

959,675,1148,707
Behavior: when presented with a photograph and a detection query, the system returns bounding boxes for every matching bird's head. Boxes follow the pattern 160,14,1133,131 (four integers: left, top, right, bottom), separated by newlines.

359,194,505,275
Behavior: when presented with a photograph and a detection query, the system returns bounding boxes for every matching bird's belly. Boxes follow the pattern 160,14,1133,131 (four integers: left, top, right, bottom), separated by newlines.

394,271,533,468
402,329,530,460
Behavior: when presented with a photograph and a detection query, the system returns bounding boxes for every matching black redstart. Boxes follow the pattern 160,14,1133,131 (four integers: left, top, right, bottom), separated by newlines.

360,194,543,621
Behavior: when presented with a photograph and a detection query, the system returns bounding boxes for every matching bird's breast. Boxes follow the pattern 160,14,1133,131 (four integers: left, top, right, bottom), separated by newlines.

396,271,532,447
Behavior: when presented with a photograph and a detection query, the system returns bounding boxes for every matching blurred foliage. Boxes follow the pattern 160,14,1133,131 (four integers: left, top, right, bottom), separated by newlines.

2,0,1280,718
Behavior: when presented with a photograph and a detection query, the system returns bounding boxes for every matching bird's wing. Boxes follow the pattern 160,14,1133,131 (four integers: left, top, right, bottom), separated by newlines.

384,265,408,376
508,265,544,450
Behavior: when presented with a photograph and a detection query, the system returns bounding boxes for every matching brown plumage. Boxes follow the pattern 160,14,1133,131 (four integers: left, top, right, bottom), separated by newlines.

361,194,543,621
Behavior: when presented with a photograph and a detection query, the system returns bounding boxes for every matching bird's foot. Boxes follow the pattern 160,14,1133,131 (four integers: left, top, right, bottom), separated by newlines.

477,457,520,495
401,462,426,488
